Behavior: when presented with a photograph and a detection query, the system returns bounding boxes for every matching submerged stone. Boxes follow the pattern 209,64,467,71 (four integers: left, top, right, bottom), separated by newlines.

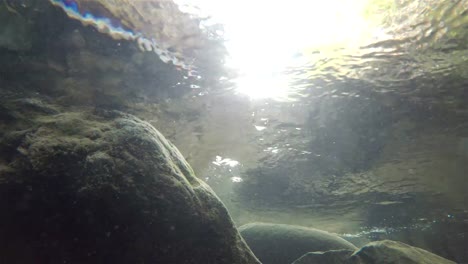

349,240,456,264
239,222,357,264
291,240,456,264
291,249,354,264
0,105,259,264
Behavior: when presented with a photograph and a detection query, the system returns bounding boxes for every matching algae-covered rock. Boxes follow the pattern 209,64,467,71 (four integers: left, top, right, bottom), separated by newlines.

239,222,357,264
0,106,259,264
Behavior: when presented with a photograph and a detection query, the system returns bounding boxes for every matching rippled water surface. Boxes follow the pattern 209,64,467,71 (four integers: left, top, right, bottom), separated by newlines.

176,0,468,101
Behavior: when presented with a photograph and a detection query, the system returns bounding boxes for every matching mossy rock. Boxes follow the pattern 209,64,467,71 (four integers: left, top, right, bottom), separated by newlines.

0,108,259,264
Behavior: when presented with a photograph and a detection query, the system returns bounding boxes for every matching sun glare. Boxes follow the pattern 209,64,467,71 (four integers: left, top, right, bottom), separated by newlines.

178,0,384,99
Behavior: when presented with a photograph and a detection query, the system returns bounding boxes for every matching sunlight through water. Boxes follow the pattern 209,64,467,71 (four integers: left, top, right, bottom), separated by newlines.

177,0,388,100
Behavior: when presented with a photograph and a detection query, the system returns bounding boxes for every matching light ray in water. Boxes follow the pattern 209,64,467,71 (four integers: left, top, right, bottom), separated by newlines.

48,0,191,72
180,0,388,100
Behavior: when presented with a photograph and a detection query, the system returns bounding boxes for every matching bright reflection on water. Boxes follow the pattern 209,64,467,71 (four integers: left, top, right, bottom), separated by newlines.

179,0,467,102
212,155,240,167
179,0,388,99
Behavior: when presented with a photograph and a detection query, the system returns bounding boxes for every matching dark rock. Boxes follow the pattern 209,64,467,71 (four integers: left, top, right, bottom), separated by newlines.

0,108,260,264
239,222,357,264
62,29,87,49
0,4,32,51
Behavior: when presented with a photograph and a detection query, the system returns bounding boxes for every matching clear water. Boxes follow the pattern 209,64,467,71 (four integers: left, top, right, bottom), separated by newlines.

1,0,467,262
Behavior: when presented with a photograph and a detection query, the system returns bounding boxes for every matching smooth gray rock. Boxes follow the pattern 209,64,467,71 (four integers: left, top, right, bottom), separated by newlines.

239,222,357,264
349,240,456,264
292,240,456,264
292,249,354,264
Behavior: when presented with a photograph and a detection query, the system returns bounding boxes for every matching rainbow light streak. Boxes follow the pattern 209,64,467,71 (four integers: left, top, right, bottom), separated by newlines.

49,0,138,41
49,0,191,71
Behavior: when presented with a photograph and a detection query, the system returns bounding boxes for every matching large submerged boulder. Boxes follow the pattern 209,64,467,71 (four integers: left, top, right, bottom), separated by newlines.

0,101,259,264
239,222,357,264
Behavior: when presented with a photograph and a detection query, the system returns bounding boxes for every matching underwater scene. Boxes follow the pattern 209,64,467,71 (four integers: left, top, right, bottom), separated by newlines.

0,0,467,263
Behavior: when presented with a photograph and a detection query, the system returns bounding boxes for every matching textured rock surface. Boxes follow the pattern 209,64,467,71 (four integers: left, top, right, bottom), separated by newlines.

239,222,357,264
0,100,259,264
